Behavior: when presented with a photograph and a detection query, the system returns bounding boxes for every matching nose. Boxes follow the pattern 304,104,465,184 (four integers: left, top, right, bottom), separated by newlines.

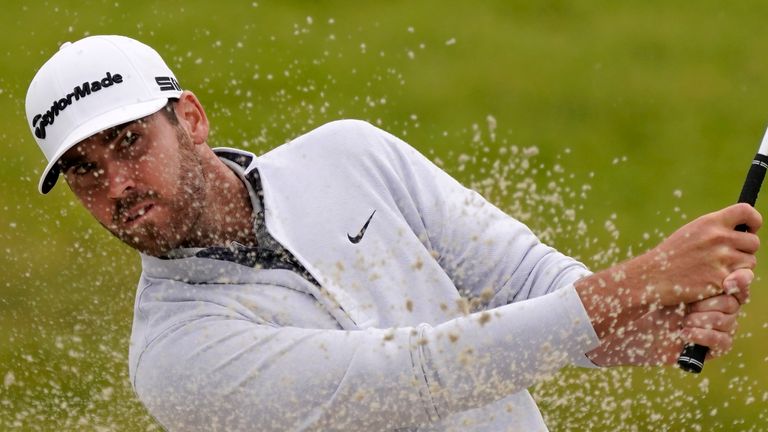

105,160,136,200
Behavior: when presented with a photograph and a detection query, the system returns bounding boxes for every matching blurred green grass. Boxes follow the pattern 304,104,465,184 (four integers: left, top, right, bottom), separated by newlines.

2,0,768,430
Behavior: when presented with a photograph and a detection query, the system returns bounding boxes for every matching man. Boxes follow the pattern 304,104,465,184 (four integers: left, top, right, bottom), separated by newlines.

25,35,760,431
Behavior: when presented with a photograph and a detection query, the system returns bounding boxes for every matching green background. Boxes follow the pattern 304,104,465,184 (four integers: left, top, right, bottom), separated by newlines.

2,1,768,430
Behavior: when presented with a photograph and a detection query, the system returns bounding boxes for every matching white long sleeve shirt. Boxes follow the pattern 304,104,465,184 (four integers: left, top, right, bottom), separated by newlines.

128,119,600,431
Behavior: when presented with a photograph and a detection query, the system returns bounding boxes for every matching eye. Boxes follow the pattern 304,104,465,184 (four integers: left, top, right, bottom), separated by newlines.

120,131,140,149
70,162,96,176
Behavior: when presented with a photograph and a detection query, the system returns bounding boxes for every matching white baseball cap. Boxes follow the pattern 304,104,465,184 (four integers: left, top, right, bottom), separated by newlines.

25,35,183,194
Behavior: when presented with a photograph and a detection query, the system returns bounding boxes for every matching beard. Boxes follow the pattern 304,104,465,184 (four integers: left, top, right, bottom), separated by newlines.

105,127,206,256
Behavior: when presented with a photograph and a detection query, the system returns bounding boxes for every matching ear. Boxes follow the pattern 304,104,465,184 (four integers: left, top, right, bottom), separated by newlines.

174,91,209,145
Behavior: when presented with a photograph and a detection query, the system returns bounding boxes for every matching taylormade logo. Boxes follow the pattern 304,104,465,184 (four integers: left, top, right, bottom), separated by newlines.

31,72,123,140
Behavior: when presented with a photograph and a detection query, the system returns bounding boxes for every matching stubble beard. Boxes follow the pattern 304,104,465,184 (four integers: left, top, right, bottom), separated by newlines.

111,128,206,256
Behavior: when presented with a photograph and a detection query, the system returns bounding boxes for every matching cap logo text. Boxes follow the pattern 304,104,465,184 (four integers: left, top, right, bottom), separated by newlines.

155,76,181,92
31,72,124,140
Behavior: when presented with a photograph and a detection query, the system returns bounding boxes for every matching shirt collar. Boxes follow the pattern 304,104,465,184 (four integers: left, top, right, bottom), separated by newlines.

152,148,262,260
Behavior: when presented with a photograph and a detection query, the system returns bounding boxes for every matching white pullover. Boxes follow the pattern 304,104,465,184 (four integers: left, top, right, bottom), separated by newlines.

129,119,600,431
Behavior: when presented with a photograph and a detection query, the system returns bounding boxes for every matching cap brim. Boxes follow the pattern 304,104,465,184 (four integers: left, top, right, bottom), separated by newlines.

38,98,169,194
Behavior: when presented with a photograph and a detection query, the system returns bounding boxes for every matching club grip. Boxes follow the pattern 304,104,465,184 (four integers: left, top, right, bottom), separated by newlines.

738,154,768,206
677,153,768,373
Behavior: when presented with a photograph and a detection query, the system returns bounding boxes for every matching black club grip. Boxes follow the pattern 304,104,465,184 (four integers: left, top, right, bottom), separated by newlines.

677,152,768,373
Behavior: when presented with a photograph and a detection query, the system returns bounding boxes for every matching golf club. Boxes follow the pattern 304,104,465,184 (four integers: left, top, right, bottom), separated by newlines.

677,125,768,373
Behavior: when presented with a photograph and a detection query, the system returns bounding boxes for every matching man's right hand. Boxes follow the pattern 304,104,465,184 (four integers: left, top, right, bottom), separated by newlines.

586,270,751,367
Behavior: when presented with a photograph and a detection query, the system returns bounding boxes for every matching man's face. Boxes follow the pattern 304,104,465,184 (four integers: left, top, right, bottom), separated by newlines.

59,109,206,256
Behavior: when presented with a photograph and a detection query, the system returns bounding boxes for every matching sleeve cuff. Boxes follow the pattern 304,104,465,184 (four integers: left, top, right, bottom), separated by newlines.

558,283,602,368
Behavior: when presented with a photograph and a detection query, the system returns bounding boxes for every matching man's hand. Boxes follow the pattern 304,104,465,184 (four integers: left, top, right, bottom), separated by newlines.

644,203,761,306
575,203,760,343
586,269,752,366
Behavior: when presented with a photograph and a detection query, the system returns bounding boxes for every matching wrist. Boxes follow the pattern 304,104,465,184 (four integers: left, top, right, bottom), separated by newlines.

574,255,656,339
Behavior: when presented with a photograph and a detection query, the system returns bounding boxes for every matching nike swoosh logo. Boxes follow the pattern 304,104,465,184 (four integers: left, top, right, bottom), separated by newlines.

347,210,376,244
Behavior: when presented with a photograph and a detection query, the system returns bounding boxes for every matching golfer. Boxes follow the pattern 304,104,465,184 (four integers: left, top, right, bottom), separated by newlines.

25,35,760,431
